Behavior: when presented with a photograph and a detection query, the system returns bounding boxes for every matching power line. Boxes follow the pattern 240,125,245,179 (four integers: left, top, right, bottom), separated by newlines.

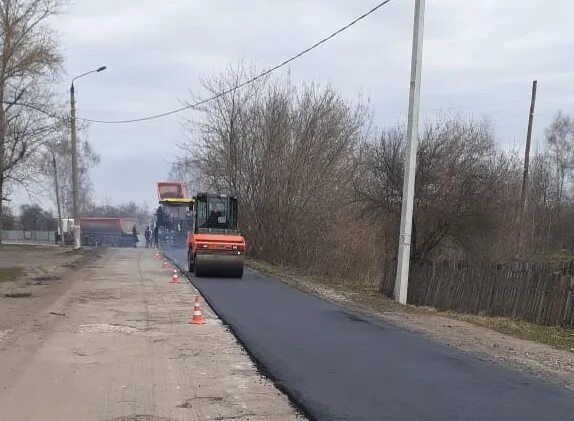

2,101,65,121
80,0,396,125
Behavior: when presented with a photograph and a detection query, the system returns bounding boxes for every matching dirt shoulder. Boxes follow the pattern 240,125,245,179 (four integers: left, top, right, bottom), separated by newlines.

0,248,301,420
247,259,574,391
0,245,101,347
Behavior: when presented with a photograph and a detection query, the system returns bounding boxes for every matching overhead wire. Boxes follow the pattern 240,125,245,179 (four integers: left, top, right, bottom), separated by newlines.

79,0,396,124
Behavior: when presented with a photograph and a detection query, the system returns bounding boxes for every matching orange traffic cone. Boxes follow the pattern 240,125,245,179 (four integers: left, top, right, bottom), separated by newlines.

188,295,205,325
170,269,180,284
162,259,168,268
154,251,160,258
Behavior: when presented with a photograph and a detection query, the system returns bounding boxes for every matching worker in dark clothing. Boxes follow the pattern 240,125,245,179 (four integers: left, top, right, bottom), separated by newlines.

153,225,159,249
205,210,223,228
156,206,164,226
144,226,151,248
132,225,138,248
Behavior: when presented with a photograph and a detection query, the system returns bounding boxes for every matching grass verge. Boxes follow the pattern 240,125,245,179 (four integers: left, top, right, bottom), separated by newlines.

0,267,24,283
447,313,574,352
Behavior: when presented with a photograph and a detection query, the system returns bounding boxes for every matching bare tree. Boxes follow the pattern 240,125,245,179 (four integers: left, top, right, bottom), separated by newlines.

85,201,151,226
38,131,99,218
169,157,206,196
0,203,14,228
0,0,67,241
356,117,514,262
545,111,574,207
176,64,370,278
174,64,574,292
19,203,56,230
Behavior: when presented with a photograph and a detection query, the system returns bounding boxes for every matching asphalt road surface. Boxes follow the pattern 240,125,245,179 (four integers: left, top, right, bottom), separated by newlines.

165,247,574,421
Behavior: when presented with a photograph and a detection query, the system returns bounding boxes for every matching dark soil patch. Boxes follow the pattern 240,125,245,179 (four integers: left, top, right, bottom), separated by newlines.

63,247,104,269
27,275,61,286
4,292,31,298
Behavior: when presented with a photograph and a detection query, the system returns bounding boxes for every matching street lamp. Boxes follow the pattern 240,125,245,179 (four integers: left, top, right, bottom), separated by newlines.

70,65,106,248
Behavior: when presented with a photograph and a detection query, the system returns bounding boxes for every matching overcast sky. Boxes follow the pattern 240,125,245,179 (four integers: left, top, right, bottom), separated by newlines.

14,0,574,212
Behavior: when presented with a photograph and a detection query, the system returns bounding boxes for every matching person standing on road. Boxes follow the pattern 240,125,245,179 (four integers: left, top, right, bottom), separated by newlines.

153,224,159,249
132,225,138,248
144,226,151,248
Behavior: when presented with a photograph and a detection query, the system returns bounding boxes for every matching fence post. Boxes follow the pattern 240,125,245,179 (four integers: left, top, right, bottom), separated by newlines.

535,275,549,325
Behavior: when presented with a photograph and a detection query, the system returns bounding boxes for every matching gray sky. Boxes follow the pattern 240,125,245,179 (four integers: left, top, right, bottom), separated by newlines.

14,0,574,212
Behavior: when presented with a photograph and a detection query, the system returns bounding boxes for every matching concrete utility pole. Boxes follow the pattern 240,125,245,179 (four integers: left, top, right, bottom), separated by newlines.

51,151,63,245
520,80,537,215
70,83,79,248
394,0,426,305
70,66,107,249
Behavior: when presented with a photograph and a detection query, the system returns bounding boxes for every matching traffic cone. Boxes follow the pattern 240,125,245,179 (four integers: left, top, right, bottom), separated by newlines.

154,251,160,258
170,269,180,284
162,259,168,268
188,295,205,325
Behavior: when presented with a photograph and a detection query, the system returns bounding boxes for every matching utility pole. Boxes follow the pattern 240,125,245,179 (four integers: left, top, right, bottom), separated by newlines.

51,151,64,245
394,0,426,305
516,80,537,257
70,83,81,248
520,80,537,215
69,65,107,249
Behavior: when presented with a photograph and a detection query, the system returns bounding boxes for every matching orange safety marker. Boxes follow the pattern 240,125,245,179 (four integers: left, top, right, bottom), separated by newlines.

170,269,180,284
161,259,168,268
188,295,205,325
154,251,160,258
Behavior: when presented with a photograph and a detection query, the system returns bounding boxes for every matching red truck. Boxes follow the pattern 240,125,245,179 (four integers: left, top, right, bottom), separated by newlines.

80,217,138,247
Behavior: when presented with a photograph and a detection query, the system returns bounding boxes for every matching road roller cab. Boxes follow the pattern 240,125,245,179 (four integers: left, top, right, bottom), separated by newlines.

187,193,245,278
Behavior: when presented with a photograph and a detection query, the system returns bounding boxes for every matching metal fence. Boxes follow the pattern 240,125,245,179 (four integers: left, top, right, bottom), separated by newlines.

1,230,57,243
381,260,574,327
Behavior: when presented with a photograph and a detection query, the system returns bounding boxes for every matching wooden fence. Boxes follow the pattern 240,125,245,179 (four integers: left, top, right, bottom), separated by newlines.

380,260,574,327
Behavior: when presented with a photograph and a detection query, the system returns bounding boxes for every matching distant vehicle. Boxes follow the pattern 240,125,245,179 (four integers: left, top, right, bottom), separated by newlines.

157,181,186,200
79,217,138,247
156,197,194,248
155,181,193,248
187,193,245,278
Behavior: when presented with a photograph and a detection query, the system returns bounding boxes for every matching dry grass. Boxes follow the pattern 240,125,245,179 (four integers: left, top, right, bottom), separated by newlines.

0,267,24,283
446,313,574,352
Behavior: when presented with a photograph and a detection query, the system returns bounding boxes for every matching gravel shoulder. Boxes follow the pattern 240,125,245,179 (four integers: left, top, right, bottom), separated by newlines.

248,259,574,391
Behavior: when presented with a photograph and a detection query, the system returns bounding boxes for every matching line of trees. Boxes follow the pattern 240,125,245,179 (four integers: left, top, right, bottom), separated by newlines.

38,131,100,219
0,0,69,240
85,200,151,227
1,203,56,231
0,0,104,243
172,64,574,285
1,199,151,232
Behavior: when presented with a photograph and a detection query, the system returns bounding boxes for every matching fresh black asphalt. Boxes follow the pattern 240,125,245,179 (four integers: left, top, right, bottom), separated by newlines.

165,247,574,421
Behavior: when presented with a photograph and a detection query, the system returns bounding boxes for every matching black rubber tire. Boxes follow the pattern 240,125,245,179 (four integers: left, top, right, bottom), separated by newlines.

233,265,244,278
188,252,195,273
194,255,204,277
